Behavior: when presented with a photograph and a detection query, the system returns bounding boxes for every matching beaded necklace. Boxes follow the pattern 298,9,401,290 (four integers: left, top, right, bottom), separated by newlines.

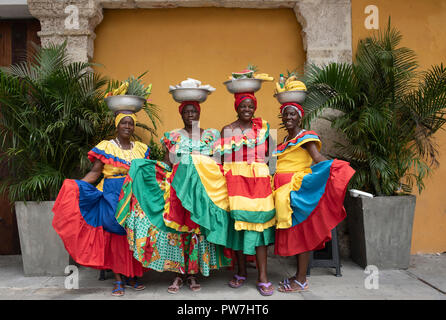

112,138,136,164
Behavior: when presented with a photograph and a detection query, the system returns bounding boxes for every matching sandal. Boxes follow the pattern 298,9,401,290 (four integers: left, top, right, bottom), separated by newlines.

278,279,309,293
256,282,274,296
125,277,145,291
167,276,183,294
186,275,201,292
228,274,247,288
279,275,296,286
111,281,125,297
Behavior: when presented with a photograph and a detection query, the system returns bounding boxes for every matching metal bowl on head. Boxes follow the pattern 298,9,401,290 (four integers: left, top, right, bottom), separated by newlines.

169,87,212,103
274,90,307,104
223,78,263,94
105,95,145,113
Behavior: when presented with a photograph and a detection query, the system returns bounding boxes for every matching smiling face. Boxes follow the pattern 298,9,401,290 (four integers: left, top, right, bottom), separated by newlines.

237,98,256,122
117,116,135,139
281,106,302,131
181,104,200,127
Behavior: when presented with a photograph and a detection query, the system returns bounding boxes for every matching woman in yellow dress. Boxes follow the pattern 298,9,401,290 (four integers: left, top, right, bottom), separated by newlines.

273,103,355,292
52,112,150,296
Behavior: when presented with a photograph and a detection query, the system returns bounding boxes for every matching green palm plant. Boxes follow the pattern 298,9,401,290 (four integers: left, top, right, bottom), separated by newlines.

302,20,446,196
0,42,161,202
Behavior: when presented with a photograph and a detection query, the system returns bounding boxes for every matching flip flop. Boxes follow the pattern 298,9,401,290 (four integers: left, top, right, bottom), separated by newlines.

278,279,309,293
111,281,125,297
279,275,296,286
228,274,247,288
167,276,183,294
186,275,201,292
256,282,274,296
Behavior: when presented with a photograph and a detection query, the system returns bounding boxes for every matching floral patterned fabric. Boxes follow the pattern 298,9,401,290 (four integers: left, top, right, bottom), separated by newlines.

116,146,232,275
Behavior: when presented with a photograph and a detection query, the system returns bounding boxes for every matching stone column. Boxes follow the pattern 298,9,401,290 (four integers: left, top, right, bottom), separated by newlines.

27,0,103,62
294,0,352,65
293,0,351,158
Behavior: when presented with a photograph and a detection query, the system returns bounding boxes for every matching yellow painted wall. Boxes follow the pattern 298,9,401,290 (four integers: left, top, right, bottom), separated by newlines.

352,0,446,253
93,4,446,254
93,8,304,145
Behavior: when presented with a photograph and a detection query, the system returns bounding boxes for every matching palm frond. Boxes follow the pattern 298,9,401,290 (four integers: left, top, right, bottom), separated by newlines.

0,42,160,202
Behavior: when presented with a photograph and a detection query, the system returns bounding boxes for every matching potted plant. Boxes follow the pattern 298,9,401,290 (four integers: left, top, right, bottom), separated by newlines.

0,42,161,275
301,20,446,269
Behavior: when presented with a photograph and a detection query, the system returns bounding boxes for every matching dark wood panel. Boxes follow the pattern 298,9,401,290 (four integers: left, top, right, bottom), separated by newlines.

26,19,41,63
11,22,27,64
0,22,12,66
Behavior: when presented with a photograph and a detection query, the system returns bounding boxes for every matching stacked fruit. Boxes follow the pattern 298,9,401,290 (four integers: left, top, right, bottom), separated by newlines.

228,64,274,81
275,76,307,94
105,73,152,100
105,82,129,98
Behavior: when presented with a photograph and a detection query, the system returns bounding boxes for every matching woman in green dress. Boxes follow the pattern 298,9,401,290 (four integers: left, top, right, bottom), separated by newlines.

115,101,231,294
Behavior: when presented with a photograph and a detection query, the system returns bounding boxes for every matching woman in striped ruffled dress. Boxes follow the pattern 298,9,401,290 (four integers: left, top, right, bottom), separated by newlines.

218,92,276,296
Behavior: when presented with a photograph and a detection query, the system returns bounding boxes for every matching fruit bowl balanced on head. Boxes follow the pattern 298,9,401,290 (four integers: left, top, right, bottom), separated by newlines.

273,74,307,105
168,77,215,103
104,72,153,114
223,64,274,94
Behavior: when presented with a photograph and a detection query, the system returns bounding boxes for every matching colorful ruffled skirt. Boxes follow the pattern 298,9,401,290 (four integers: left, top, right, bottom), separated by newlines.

115,159,232,276
52,178,146,277
273,159,355,256
169,155,275,256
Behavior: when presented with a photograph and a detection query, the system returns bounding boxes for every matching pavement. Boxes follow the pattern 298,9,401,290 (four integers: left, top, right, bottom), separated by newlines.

0,253,445,300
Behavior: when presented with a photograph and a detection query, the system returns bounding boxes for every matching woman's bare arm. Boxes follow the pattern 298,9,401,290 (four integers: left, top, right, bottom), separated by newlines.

303,141,327,164
81,159,104,184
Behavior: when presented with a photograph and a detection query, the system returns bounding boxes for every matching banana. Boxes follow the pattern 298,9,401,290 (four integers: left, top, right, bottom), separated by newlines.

286,86,306,92
285,80,307,91
286,80,305,86
285,76,297,86
115,82,129,95
254,73,274,81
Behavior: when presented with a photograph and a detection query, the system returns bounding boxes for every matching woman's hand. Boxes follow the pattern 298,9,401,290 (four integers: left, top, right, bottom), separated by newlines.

81,159,104,184
303,141,327,164
163,146,173,168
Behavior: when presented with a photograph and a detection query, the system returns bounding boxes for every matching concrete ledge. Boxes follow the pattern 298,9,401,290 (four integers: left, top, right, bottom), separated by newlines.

15,201,69,276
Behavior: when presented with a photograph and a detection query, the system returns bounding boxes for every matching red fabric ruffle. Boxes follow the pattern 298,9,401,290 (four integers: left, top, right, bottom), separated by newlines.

52,179,146,277
164,164,200,232
274,160,355,256
103,233,145,277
